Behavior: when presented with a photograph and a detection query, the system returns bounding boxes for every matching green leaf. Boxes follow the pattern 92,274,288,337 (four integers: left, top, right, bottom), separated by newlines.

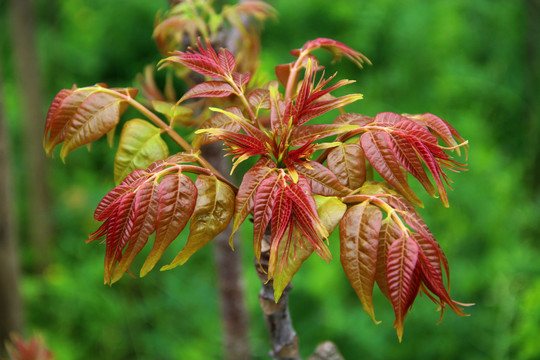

340,201,382,323
151,100,193,126
272,227,313,301
192,106,243,148
162,175,234,270
114,119,169,184
313,195,347,234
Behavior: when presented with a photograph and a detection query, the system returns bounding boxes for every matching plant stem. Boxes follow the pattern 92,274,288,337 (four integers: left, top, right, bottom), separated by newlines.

256,231,301,360
125,96,238,191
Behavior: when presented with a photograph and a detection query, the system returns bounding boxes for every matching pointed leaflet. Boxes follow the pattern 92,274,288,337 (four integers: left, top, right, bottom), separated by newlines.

162,38,229,79
44,87,75,149
269,85,286,133
286,178,330,259
386,235,419,341
140,172,197,276
360,130,423,207
247,88,270,115
179,81,235,102
334,113,374,126
94,183,132,222
272,226,314,301
272,187,344,301
268,184,293,280
111,180,159,283
230,158,276,245
103,191,137,283
44,86,138,160
114,119,169,184
375,218,402,301
252,174,281,262
295,160,350,196
218,48,236,76
163,175,234,270
327,143,366,190
290,123,358,147
340,201,383,322
405,113,465,156
387,130,435,197
299,38,371,68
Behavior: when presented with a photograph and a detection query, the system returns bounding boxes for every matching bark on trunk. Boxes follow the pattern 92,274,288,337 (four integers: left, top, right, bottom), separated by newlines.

0,43,25,348
10,0,53,271
203,143,251,360
255,231,301,360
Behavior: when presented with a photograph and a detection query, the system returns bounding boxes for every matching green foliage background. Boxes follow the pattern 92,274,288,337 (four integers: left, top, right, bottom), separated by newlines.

2,0,539,359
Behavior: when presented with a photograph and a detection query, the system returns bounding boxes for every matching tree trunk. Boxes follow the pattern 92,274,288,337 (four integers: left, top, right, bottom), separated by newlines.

255,231,301,360
0,42,25,349
203,143,251,360
9,0,53,271
525,0,540,189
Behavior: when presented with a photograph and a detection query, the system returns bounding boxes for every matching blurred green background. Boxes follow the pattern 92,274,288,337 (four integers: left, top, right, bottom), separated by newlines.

1,0,539,359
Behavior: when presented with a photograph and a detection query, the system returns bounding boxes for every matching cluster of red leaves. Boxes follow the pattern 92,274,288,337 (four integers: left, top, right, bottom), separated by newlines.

88,154,234,284
340,183,470,340
44,35,470,340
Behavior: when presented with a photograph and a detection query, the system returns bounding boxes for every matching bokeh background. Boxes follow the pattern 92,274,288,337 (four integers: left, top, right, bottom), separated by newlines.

1,0,539,359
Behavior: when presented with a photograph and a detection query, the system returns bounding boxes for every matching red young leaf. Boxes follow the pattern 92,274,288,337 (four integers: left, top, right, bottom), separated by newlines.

340,201,382,322
290,123,358,147
111,180,159,283
360,130,423,207
43,85,138,160
162,38,227,79
230,158,276,245
218,48,237,75
103,191,137,283
327,143,366,189
286,177,329,259
334,113,374,126
94,184,133,222
180,81,235,102
232,72,252,89
386,235,419,342
295,160,351,196
140,172,197,276
252,174,281,261
247,88,271,113
299,37,371,68
375,218,402,301
268,183,293,279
